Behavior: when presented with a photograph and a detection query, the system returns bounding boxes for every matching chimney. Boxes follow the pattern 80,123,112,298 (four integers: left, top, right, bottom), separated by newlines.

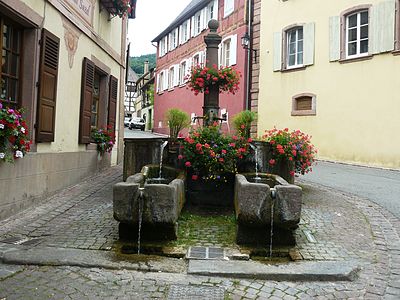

144,60,149,75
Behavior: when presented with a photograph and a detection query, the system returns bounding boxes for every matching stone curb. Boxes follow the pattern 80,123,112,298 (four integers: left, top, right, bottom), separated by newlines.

187,259,361,282
1,246,186,274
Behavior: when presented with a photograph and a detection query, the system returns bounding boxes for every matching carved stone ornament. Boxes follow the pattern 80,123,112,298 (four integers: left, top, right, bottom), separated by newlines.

62,17,81,68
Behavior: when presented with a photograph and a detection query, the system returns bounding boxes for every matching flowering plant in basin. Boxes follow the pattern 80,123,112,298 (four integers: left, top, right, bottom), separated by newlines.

91,125,115,155
262,127,317,177
186,64,240,96
0,103,31,163
180,123,251,181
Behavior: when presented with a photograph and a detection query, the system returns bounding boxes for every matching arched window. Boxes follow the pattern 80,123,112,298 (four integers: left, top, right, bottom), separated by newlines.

291,93,316,116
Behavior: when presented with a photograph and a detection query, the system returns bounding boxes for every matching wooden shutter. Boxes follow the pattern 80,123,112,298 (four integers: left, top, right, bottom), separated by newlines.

329,16,341,61
79,58,95,144
273,32,282,71
36,29,60,142
108,75,118,131
303,22,315,66
371,1,395,54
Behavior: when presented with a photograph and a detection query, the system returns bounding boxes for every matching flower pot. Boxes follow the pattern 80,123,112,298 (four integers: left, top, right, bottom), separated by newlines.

186,172,235,207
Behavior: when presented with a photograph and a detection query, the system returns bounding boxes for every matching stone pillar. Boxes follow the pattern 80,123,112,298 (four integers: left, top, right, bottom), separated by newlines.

203,20,222,126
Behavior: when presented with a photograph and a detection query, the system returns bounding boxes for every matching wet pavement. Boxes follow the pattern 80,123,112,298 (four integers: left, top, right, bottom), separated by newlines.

0,165,399,299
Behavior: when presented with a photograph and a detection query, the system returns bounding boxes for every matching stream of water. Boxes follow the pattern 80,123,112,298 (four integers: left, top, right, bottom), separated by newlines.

157,141,168,180
137,187,144,254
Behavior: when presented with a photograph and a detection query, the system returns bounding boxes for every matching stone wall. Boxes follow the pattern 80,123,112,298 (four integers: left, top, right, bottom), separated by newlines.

0,151,110,220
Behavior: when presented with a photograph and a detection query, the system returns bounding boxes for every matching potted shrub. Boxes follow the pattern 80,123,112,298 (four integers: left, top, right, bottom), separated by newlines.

232,110,257,139
0,104,31,163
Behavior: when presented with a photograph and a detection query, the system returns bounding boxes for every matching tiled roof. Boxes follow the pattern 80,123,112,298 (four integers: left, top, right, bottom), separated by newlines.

151,0,212,42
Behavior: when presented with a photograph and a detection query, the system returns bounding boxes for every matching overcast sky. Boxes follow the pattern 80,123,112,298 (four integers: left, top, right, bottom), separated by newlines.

127,0,192,57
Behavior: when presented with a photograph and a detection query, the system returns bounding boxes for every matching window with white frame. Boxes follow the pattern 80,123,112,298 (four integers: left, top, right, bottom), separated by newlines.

220,35,237,66
195,11,202,35
169,28,178,51
180,20,189,44
207,1,215,21
346,10,369,58
286,27,303,68
193,53,200,66
224,0,234,18
159,36,168,57
168,66,175,89
179,60,187,84
158,71,165,92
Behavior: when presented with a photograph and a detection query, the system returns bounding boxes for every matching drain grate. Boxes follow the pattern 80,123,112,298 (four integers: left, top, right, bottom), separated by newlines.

187,246,225,260
167,284,225,300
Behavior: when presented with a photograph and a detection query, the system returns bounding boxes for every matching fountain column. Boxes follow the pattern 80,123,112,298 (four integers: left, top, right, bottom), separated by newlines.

203,20,222,126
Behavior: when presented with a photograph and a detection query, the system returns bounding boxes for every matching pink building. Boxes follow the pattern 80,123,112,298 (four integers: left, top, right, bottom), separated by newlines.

152,0,250,135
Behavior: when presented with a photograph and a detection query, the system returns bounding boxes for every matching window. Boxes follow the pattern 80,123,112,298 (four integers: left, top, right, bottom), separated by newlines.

180,20,189,44
346,10,369,58
193,53,200,66
158,71,165,92
291,93,316,116
195,11,202,35
169,28,178,51
220,35,237,66
79,58,117,144
273,23,314,71
286,27,303,68
0,18,22,108
179,60,187,84
224,0,234,18
159,36,168,57
168,66,175,89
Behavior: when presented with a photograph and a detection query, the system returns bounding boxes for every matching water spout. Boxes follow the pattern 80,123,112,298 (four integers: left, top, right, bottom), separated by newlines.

137,187,145,254
269,188,277,257
249,143,261,181
158,140,168,180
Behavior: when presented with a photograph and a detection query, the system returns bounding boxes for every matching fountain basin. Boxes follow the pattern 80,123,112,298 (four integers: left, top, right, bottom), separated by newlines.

113,165,185,241
234,173,302,246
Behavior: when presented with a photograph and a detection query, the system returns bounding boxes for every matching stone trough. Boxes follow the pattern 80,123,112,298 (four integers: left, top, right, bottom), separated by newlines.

234,173,302,246
113,165,185,241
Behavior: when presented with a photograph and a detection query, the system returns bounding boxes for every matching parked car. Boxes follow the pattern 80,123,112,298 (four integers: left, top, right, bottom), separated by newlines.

129,117,145,131
124,117,131,127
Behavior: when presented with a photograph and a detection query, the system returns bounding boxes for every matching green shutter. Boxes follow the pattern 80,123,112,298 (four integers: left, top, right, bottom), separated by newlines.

329,16,341,61
371,0,395,54
273,32,282,71
303,22,315,66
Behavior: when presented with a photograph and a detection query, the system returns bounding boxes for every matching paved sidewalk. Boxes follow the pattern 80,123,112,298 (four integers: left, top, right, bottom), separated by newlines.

0,165,399,299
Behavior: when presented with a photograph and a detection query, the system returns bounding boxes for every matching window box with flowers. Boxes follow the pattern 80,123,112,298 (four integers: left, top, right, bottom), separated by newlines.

186,64,241,96
262,128,317,183
179,123,251,206
91,125,115,156
100,0,132,18
0,104,31,163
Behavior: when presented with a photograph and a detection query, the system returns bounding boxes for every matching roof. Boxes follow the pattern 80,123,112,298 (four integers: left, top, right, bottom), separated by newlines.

127,66,139,82
151,0,212,42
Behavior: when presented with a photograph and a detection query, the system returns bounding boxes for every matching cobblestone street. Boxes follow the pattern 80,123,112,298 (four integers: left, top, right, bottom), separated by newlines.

1,165,400,299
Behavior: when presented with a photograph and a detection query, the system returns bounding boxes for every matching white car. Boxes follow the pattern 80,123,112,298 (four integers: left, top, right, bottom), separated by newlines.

124,117,131,127
129,117,145,131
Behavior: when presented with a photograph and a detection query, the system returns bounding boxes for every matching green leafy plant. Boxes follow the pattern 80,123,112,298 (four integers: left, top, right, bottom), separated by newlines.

110,0,132,17
91,125,115,155
232,110,257,139
262,127,317,176
180,123,251,181
0,104,31,163
165,108,190,143
186,64,241,96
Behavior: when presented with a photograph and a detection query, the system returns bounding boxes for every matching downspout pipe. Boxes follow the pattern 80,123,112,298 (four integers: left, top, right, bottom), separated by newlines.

245,0,252,111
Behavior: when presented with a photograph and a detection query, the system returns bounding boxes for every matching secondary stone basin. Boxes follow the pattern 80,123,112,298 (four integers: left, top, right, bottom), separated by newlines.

234,173,302,246
113,165,185,241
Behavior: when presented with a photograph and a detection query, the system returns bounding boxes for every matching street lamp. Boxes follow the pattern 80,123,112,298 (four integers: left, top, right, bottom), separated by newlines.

241,32,257,60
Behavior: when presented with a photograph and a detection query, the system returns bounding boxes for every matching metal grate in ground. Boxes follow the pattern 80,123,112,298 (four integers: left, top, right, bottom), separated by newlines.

167,284,225,300
186,246,225,260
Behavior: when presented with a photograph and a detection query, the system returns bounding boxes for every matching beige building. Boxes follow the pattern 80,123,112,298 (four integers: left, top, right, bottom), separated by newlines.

0,0,130,219
257,0,400,169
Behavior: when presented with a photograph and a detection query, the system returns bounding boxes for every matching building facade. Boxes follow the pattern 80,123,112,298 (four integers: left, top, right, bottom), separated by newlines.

152,0,251,135
134,62,155,131
257,0,400,169
0,0,129,219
